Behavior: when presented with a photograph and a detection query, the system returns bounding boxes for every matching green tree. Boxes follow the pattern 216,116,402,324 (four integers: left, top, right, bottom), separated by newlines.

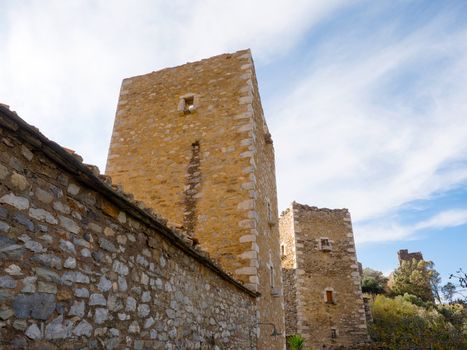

442,282,457,304
362,268,388,294
369,295,466,349
390,259,439,302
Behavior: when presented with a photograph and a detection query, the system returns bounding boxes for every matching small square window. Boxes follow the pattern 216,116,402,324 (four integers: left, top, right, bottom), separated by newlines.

178,94,197,114
320,238,332,251
184,96,195,112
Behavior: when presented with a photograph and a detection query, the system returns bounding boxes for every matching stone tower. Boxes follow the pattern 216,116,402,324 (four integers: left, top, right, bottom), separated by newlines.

279,202,368,349
106,49,285,350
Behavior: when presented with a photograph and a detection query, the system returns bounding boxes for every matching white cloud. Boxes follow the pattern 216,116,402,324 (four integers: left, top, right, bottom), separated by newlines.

356,208,467,243
270,10,467,238
0,0,348,169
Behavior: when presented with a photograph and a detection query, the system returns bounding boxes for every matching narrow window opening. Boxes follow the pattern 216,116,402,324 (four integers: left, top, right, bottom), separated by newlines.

331,328,337,339
270,266,274,288
281,244,285,257
326,290,334,304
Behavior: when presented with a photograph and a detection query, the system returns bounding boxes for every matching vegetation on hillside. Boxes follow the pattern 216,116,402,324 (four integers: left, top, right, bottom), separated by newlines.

364,261,467,349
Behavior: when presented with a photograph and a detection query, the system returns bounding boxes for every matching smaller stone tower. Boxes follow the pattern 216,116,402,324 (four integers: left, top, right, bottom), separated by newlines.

279,202,368,349
397,249,423,265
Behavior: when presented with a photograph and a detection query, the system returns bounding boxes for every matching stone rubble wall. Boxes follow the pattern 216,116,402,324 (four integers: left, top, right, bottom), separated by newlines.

279,207,298,337
279,203,369,349
106,49,285,350
291,203,369,349
0,107,257,350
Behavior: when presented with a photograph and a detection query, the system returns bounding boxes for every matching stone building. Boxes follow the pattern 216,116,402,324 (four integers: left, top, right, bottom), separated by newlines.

0,49,371,349
397,249,423,265
279,202,369,349
0,105,257,349
106,49,285,350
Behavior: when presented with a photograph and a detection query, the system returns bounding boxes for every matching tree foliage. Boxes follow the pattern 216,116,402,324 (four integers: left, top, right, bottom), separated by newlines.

369,295,466,349
287,334,305,350
362,268,388,295
390,259,439,302
448,268,467,302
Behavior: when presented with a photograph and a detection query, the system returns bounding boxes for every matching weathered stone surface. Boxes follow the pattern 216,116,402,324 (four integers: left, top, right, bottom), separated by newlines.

0,288,13,301
45,315,67,339
0,97,258,350
279,204,369,348
97,276,112,292
13,319,28,331
5,264,22,275
128,320,140,333
112,260,129,275
14,213,34,231
98,236,117,252
0,275,17,288
67,183,80,195
38,281,57,294
0,163,9,179
89,293,106,306
73,320,93,337
0,306,14,320
58,216,80,234
21,276,37,293
125,296,137,312
21,145,34,161
53,201,70,214
32,254,62,270
59,239,76,254
69,300,85,317
137,304,150,317
0,221,9,232
11,172,29,191
35,188,54,204
25,239,45,253
0,193,29,210
25,323,42,339
94,308,108,324
74,287,89,298
34,267,61,283
61,271,89,285
29,208,57,225
13,293,56,320
63,257,76,269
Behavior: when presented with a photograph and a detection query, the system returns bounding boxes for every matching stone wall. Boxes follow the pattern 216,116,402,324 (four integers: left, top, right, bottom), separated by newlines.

106,49,285,350
0,106,257,349
279,202,369,349
279,207,297,338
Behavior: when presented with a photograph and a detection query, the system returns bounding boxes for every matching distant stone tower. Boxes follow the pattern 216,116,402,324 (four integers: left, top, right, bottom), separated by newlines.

106,49,285,350
279,202,368,349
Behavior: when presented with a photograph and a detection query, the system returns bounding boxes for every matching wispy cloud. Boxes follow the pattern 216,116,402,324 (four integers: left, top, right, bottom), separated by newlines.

0,0,348,169
357,208,467,243
271,6,467,241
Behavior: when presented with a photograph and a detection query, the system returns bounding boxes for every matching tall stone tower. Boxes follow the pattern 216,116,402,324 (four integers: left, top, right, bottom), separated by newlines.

106,49,285,350
279,202,368,349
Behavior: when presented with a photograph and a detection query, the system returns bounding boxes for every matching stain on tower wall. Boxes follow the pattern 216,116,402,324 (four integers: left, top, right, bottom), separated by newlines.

106,49,285,350
0,107,257,349
280,203,369,349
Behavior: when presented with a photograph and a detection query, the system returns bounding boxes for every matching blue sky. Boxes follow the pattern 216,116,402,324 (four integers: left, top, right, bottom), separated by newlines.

1,0,466,286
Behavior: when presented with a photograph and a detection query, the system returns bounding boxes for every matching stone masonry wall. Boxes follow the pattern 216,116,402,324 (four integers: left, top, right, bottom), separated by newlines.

0,107,257,349
279,207,297,338
279,203,369,349
106,49,285,350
